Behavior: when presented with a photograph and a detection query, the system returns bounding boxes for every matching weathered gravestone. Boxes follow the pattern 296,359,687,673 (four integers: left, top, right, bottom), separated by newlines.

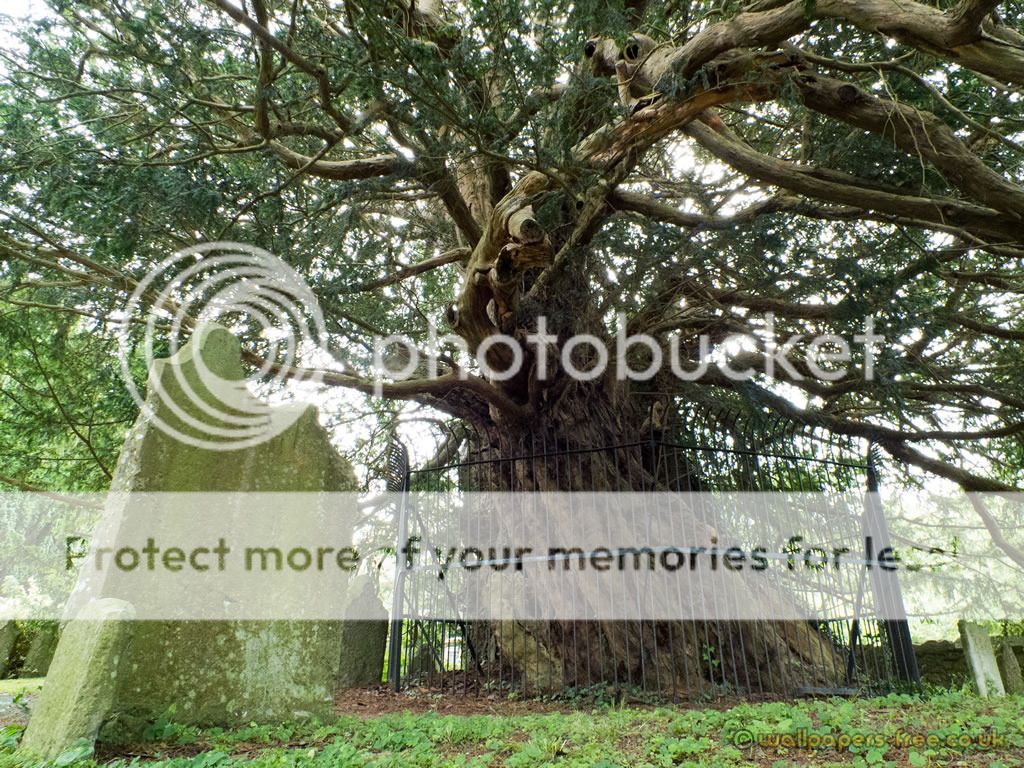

20,622,59,677
19,599,135,761
999,641,1024,694
0,621,17,678
83,324,359,731
958,621,1005,697
337,576,388,687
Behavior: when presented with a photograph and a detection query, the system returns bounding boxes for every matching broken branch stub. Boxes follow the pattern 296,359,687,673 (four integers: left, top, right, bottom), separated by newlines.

584,37,619,77
508,206,545,244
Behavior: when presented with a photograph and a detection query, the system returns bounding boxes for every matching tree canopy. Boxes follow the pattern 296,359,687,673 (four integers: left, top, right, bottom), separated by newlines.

0,0,1022,504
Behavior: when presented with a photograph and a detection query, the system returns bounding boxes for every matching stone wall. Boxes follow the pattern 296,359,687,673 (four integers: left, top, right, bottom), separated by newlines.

913,640,970,688
912,639,1024,689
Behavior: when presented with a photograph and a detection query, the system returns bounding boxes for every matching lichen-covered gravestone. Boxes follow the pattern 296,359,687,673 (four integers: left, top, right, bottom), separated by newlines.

20,622,59,677
95,324,359,730
19,599,134,761
337,576,388,687
0,621,17,678
958,621,1005,697
999,642,1024,694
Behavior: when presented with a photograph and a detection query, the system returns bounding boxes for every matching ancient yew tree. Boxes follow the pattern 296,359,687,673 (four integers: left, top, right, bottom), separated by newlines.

1,0,1023,690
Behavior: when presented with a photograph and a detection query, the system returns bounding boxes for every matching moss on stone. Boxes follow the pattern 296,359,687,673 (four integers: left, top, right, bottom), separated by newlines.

89,324,359,731
19,599,135,761
337,577,388,687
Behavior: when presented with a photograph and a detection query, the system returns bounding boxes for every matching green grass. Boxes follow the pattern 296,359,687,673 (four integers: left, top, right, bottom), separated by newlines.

2,692,1024,767
0,681,42,697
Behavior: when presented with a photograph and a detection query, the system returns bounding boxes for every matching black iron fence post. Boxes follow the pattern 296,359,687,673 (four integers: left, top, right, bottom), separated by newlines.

864,453,921,686
386,440,410,692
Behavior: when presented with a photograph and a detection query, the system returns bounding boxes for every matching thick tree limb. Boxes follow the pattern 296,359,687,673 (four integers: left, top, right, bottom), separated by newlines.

790,71,1024,220
793,47,1024,154
253,355,533,423
612,188,1023,252
344,247,471,293
700,373,1020,491
879,438,1013,492
208,0,355,131
450,171,552,353
612,34,1024,220
684,119,1024,246
682,283,831,320
950,313,1024,340
643,0,1024,87
268,143,406,180
948,0,1003,46
251,0,273,139
0,475,103,508
588,36,1024,237
612,190,826,230
416,160,485,247
967,494,1024,569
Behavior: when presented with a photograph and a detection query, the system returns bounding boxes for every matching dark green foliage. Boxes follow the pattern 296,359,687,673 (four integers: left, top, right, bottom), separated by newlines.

0,0,1021,492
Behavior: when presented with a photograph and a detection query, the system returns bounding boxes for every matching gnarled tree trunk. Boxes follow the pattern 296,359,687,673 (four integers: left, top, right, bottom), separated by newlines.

445,386,845,696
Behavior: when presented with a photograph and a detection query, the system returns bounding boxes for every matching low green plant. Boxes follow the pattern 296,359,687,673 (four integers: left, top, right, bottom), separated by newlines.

1,691,1021,767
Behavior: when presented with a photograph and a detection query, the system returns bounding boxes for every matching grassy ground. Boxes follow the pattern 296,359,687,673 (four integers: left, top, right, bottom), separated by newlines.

1,691,1022,767
0,681,41,698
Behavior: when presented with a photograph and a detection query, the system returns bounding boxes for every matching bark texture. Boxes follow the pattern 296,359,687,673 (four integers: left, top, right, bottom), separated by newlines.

448,388,846,694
